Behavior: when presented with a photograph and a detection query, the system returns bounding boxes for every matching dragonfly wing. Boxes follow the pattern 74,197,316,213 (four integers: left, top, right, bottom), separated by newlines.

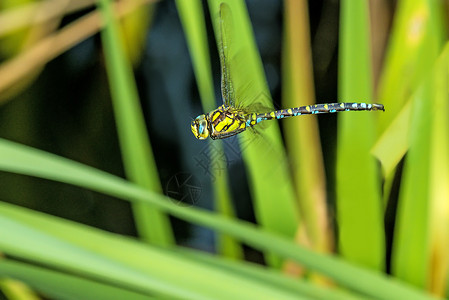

217,3,274,114
219,3,236,108
244,101,273,115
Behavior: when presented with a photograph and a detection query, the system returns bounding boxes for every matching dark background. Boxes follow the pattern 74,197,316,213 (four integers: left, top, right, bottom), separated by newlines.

0,0,394,256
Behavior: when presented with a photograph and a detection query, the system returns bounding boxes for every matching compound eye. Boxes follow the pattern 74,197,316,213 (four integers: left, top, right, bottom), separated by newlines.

191,115,209,140
199,120,207,134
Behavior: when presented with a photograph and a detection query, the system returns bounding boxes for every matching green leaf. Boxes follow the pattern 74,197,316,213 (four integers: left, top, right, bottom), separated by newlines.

391,43,449,291
98,0,173,245
391,79,431,289
175,0,215,112
374,0,445,179
172,247,372,300
0,278,39,300
336,0,384,271
0,202,302,300
0,260,154,300
282,0,331,255
427,44,449,295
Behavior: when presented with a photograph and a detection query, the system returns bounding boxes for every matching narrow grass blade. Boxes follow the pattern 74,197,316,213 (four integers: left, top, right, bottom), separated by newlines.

175,0,215,112
0,278,39,300
0,137,440,299
371,101,411,179
0,203,307,300
98,0,173,245
391,44,449,291
171,247,373,300
391,82,431,289
428,44,449,296
0,260,154,300
210,151,245,259
119,0,154,66
337,0,384,270
176,0,243,259
1,200,370,300
282,0,331,256
207,0,299,268
0,215,184,299
373,0,445,180
0,0,35,57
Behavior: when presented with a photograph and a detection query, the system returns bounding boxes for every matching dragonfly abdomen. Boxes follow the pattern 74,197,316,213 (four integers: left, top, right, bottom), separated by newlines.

275,102,384,118
245,102,384,127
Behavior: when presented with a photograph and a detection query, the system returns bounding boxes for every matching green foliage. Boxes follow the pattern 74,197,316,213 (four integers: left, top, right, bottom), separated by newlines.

0,0,448,299
99,0,173,245
282,0,330,257
336,0,384,271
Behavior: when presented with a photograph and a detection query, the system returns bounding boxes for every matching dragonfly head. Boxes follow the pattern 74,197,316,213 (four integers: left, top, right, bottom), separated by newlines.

191,114,209,140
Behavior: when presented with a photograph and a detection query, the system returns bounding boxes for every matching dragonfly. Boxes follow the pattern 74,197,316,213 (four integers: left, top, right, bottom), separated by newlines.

191,3,384,140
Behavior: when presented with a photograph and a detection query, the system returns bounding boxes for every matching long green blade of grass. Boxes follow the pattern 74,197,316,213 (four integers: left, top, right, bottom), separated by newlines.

119,0,154,66
172,247,372,300
428,43,449,296
98,0,173,245
391,79,431,289
1,202,338,300
0,202,313,300
0,215,184,299
376,0,444,136
207,0,299,268
176,0,243,259
282,0,331,256
336,0,384,271
0,214,305,300
0,278,39,300
391,43,449,291
175,0,214,112
0,260,154,300
386,2,446,291
372,0,445,183
0,138,439,300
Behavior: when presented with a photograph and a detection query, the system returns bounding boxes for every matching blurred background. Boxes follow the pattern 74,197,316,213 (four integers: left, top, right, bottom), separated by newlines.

1,0,449,298
0,0,350,252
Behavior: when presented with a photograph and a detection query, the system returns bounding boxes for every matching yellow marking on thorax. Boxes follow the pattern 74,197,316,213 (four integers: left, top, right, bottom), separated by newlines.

306,106,311,112
324,104,328,109
227,119,241,131
212,111,221,122
215,116,233,131
270,112,275,118
287,109,293,114
340,103,345,108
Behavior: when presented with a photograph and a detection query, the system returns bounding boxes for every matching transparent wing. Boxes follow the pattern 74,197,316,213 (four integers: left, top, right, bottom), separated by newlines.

218,3,236,108
217,3,274,114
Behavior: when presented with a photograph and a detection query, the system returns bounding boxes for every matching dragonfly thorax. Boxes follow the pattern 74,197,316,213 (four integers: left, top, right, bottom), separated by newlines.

191,105,249,140
191,114,210,140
